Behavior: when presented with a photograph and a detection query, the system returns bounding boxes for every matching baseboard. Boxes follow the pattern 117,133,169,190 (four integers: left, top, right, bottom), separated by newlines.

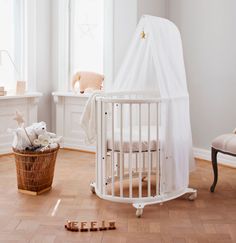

0,143,12,155
194,147,236,168
61,142,96,153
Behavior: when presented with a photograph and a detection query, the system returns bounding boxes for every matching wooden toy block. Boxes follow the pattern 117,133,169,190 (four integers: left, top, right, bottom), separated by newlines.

80,221,89,232
65,221,79,232
99,220,107,231
108,221,116,230
90,221,98,231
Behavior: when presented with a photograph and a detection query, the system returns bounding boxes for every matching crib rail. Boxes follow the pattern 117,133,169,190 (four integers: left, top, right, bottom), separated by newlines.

99,97,161,104
95,94,161,203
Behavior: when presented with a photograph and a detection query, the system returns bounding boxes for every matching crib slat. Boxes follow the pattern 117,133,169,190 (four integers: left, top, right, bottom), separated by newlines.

120,104,123,197
111,103,115,196
156,102,160,196
148,103,151,197
139,104,142,198
129,104,133,198
102,102,107,196
96,99,102,193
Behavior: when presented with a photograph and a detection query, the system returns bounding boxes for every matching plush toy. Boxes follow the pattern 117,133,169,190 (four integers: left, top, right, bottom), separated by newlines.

9,111,62,151
12,127,32,151
34,134,63,148
72,71,104,94
11,121,58,150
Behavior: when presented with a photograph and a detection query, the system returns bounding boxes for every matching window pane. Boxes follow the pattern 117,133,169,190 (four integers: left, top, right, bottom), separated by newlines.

0,0,16,92
70,0,104,77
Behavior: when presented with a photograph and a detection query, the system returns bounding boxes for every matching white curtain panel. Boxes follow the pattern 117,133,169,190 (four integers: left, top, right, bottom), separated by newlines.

108,15,195,194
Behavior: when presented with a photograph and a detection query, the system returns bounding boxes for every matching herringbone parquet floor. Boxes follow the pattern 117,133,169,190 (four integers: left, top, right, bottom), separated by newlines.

0,149,236,243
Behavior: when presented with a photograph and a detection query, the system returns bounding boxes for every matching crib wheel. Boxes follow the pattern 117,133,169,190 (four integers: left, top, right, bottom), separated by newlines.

136,208,143,218
90,183,96,194
188,191,197,201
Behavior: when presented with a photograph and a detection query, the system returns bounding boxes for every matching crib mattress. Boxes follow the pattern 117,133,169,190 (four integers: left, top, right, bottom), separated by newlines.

107,126,158,153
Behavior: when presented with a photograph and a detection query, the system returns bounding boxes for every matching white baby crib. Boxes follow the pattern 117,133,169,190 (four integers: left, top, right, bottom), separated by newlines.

90,92,197,217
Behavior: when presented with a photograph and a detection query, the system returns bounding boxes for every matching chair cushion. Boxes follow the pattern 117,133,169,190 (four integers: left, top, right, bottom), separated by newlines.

212,134,236,154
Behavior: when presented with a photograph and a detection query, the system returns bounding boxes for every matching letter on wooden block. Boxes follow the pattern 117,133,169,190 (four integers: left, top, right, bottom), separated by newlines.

80,221,88,232
65,220,79,232
99,220,107,231
108,221,116,230
90,221,98,231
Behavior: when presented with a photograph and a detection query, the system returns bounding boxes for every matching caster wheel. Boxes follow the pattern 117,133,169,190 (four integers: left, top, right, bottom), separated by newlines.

188,191,197,201
90,183,96,194
136,208,143,218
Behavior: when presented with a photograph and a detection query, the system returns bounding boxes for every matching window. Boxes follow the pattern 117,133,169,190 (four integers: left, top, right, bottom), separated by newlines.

0,0,27,93
57,0,113,91
69,0,104,76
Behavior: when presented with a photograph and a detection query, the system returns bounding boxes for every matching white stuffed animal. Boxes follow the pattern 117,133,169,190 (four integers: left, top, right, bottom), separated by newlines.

34,134,63,148
11,121,57,150
12,128,32,150
31,121,57,146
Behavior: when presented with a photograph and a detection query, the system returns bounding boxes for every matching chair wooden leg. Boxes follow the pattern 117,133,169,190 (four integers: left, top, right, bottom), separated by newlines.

210,147,218,192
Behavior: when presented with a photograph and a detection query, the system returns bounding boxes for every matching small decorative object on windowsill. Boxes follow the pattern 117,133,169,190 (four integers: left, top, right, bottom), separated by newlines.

0,50,27,95
0,86,7,96
8,111,63,195
16,81,26,95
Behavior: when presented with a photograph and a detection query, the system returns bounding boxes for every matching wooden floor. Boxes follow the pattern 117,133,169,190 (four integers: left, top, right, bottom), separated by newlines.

1,150,236,243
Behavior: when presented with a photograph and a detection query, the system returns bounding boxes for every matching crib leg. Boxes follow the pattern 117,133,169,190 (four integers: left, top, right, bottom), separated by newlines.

188,190,197,201
182,188,197,201
90,182,96,194
133,203,145,218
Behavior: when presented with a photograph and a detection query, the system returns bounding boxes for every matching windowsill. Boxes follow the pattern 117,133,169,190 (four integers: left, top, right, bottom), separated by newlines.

0,92,42,100
52,91,91,98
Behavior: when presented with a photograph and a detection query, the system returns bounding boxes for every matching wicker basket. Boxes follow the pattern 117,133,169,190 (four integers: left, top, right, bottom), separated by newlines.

13,145,59,195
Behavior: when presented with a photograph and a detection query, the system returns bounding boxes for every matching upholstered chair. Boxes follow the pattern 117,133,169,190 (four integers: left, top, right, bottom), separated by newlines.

210,129,236,192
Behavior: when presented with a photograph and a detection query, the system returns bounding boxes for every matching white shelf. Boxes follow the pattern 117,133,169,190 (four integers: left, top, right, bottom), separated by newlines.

0,92,42,100
52,91,91,98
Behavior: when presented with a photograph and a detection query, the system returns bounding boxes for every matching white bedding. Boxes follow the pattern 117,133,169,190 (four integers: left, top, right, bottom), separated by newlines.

107,126,158,152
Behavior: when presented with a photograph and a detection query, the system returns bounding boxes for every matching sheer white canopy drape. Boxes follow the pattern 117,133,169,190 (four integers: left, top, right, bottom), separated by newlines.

107,15,195,193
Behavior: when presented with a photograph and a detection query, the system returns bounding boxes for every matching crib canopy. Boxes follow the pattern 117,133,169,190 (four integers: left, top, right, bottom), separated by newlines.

109,15,195,193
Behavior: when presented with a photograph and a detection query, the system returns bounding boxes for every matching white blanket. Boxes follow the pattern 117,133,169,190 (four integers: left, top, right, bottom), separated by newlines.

80,91,103,144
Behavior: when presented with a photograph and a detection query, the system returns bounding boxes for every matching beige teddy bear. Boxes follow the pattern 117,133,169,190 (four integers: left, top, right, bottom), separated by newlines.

72,71,104,94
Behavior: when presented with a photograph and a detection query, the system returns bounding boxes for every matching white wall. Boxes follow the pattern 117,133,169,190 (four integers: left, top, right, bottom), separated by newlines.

168,0,236,149
35,0,52,130
138,0,166,19
113,0,138,76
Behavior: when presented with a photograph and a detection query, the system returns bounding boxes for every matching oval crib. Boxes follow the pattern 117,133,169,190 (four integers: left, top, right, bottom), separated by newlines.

90,93,197,217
